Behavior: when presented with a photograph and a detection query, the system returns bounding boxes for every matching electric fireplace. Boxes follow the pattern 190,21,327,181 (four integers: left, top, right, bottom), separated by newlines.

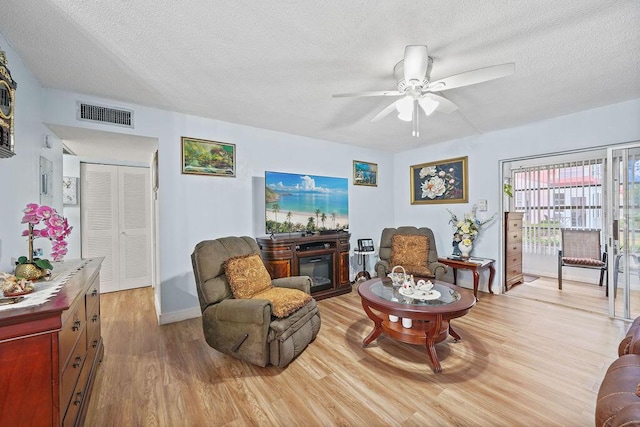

298,253,333,292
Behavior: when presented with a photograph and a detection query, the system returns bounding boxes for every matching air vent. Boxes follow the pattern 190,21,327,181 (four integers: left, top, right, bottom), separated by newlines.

77,101,134,128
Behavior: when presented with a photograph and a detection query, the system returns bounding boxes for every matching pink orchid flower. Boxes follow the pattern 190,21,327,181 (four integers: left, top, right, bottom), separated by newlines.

36,205,54,220
20,203,72,264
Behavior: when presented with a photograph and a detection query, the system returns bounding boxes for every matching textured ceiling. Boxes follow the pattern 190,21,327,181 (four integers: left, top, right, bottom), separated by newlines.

1,1,639,152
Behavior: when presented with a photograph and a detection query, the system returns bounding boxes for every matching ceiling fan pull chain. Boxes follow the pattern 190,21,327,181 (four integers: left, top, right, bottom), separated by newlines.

413,99,419,137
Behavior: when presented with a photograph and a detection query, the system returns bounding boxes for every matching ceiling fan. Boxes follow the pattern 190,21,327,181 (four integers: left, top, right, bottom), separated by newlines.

333,45,515,137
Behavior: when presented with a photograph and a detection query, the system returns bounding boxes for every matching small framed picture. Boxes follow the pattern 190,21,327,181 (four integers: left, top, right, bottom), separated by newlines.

181,137,236,177
410,156,468,204
353,160,378,187
63,176,79,205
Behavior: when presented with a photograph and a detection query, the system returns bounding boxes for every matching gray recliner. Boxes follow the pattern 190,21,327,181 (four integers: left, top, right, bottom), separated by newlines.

191,236,321,368
374,226,447,280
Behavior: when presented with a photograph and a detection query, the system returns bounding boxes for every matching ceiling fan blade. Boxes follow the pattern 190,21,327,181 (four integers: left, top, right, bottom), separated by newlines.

370,101,398,122
403,45,429,84
332,90,403,98
427,62,515,92
423,93,459,114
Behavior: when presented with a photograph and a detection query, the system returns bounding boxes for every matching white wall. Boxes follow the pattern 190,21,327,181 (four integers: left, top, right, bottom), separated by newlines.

393,99,640,293
41,89,395,323
0,34,63,273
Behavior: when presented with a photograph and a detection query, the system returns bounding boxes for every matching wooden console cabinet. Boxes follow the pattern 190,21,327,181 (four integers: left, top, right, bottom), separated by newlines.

504,212,524,290
0,258,104,426
256,233,351,300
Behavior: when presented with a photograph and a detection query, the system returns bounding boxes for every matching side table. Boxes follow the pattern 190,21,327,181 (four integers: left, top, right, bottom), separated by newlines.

437,257,496,299
353,250,376,282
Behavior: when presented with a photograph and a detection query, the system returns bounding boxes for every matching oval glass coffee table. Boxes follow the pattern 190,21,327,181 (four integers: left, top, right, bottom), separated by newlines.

358,277,476,373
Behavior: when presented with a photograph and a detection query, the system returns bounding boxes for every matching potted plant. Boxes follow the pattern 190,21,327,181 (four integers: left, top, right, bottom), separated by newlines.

14,203,72,280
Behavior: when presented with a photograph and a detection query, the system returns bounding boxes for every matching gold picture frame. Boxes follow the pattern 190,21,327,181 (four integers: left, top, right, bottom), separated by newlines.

181,137,236,177
410,156,468,204
353,160,378,187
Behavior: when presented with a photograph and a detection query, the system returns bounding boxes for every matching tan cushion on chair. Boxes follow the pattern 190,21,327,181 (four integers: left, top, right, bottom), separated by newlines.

390,234,433,277
225,254,273,298
253,287,312,318
562,257,605,267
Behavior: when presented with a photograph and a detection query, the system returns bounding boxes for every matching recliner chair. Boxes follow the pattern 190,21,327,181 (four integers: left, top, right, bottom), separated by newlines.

191,236,321,368
374,226,447,280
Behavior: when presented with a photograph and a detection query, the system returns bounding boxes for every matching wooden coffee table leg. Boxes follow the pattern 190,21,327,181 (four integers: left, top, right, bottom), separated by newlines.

449,323,461,342
361,302,383,347
425,314,443,373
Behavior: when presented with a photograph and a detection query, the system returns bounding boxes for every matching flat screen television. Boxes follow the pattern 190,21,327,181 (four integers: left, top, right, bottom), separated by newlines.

265,171,348,234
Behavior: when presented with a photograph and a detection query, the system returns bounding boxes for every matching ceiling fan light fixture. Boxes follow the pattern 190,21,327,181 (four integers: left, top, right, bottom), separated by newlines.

395,96,413,115
418,96,439,116
397,110,413,122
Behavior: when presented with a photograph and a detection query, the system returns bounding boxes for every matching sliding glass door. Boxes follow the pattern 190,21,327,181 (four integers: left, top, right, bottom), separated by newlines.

607,143,640,320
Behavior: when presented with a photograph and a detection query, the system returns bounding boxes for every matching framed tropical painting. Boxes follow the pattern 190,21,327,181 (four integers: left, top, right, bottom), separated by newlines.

410,156,468,204
353,160,378,186
181,137,236,177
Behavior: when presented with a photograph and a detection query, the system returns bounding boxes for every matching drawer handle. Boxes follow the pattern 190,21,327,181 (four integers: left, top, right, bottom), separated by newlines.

73,355,82,368
91,289,98,297
92,339,99,349
72,320,81,331
92,314,99,322
74,391,83,406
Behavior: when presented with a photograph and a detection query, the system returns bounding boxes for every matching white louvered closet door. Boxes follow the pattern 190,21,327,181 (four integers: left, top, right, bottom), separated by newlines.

81,163,151,293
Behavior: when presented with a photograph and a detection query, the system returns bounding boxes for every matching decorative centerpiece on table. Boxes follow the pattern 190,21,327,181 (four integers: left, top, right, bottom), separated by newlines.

448,205,497,259
14,203,72,280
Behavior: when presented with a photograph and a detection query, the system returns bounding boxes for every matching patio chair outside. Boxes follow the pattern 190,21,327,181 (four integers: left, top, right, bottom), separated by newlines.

558,228,608,295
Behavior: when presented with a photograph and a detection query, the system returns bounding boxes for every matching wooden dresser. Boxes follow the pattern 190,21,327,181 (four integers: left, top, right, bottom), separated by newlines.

0,258,104,426
504,212,524,290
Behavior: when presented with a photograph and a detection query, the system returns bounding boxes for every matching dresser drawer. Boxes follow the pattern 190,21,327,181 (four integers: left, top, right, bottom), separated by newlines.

86,279,100,312
60,326,87,413
505,250,522,266
507,229,522,243
86,308,101,347
59,300,87,371
506,263,523,279
507,219,522,231
63,348,93,427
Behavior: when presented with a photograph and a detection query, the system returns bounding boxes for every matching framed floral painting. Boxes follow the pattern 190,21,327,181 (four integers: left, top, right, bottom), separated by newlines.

410,156,468,204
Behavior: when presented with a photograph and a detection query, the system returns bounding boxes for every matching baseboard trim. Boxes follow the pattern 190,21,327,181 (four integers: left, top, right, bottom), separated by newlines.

158,306,201,325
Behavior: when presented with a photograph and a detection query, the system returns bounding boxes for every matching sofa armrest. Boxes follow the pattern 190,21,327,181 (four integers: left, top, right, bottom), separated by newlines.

375,259,390,278
216,298,271,324
428,261,447,280
620,317,640,356
272,276,312,294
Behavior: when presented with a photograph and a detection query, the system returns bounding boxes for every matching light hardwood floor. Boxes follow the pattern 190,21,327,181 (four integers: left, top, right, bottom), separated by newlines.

507,275,640,319
85,285,630,426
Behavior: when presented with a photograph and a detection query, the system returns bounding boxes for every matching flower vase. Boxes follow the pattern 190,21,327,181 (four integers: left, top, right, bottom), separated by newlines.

459,242,473,259
14,263,45,280
452,241,462,256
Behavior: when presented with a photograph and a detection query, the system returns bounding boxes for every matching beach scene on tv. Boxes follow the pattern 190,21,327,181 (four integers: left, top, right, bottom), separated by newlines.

265,171,349,234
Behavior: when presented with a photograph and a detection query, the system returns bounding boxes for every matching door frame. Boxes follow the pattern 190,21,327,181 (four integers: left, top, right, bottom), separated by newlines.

606,141,640,320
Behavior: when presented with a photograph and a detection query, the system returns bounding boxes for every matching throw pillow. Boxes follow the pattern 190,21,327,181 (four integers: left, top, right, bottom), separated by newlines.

225,254,273,299
252,287,312,318
390,234,433,277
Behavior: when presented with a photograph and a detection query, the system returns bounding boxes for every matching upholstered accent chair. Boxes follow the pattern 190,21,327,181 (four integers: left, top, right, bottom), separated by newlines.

558,228,608,295
191,236,321,368
374,226,447,280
